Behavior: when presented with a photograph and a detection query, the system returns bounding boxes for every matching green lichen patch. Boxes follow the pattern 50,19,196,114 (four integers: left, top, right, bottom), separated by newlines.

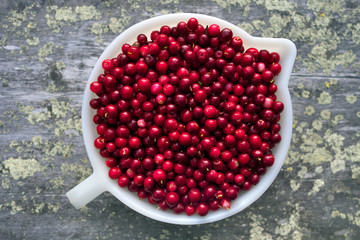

108,15,131,34
2,157,45,180
38,42,54,62
18,98,81,137
214,0,252,14
262,13,291,38
345,94,357,104
331,114,344,125
274,203,304,239
260,0,297,12
54,118,82,137
312,119,322,131
45,5,101,33
248,213,273,240
317,91,332,104
74,6,101,21
26,36,39,46
307,0,345,15
61,163,92,183
304,105,315,116
320,109,331,120
308,179,325,195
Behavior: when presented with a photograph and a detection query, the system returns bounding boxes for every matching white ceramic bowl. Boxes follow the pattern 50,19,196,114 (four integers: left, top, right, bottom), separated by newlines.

66,13,296,225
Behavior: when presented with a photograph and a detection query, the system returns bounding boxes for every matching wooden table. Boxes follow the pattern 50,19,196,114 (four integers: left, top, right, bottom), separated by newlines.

1,1,359,239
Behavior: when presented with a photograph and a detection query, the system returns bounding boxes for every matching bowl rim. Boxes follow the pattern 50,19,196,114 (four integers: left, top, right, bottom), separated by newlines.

80,13,296,225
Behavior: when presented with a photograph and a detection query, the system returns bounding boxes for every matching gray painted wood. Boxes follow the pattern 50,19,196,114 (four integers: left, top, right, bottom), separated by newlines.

1,0,360,239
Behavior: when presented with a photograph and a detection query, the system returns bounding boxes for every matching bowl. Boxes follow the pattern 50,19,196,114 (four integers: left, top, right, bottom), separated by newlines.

66,13,296,225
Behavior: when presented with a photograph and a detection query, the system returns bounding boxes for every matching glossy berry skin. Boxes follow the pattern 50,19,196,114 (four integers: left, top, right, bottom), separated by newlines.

188,188,201,203
208,24,220,37
166,192,180,207
196,203,210,216
108,167,121,180
153,169,166,184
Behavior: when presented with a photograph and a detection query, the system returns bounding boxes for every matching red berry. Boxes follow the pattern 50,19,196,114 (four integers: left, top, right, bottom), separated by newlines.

153,169,166,184
108,167,121,180
208,24,220,37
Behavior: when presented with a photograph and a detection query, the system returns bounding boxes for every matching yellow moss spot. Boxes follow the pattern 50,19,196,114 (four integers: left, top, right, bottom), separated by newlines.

3,157,45,180
325,81,330,88
27,21,37,29
304,105,315,116
318,91,332,104
346,94,357,104
286,167,293,172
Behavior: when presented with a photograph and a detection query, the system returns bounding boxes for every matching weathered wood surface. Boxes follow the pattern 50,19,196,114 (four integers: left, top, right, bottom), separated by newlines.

1,0,360,239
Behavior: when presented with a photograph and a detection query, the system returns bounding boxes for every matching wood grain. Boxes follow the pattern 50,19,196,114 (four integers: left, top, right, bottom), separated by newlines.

1,1,359,239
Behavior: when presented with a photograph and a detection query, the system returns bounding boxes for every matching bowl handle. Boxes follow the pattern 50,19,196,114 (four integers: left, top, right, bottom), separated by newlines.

66,172,106,209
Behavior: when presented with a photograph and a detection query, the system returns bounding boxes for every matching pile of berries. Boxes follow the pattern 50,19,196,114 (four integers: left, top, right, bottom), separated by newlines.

89,18,283,216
